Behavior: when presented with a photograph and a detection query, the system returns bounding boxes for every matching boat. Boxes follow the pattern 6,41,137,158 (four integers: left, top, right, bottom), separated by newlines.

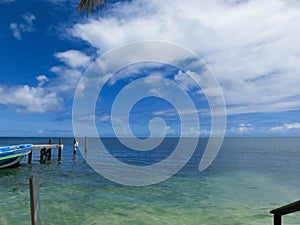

0,144,32,169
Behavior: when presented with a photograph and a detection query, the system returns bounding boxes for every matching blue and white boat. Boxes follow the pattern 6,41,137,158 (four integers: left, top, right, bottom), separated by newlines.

0,144,32,169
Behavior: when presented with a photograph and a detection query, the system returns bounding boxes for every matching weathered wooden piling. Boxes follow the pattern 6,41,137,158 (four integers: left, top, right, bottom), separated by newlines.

73,138,77,156
85,136,88,154
28,151,32,164
40,148,46,161
58,138,62,161
46,139,52,160
29,175,41,225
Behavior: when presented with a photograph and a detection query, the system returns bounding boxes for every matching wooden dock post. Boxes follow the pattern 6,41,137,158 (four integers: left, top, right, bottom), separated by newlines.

58,139,62,160
47,139,52,160
273,214,281,225
29,175,41,225
85,136,88,154
40,148,46,161
73,138,77,156
28,140,63,163
28,151,32,164
270,200,300,225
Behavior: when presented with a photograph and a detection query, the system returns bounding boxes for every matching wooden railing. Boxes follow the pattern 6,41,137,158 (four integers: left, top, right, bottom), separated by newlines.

270,200,300,225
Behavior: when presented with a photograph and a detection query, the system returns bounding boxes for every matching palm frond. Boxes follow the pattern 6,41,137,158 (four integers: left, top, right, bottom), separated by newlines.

77,0,105,16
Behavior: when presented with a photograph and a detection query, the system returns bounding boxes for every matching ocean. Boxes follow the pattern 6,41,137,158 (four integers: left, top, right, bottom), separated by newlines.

0,137,299,225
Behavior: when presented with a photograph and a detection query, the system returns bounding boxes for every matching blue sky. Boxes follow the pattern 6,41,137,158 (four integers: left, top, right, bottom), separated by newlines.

0,0,300,137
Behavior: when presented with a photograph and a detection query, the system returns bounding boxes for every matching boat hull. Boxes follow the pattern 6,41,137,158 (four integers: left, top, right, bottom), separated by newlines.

0,144,32,169
0,156,22,169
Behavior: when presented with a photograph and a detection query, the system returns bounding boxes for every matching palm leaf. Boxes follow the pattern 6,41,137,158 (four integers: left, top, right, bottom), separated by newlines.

77,0,105,16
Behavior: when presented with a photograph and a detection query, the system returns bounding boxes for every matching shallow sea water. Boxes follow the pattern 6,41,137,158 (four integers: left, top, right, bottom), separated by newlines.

0,137,299,225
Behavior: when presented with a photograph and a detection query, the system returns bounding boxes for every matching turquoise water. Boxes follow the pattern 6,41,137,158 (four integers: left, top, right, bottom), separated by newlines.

0,137,300,224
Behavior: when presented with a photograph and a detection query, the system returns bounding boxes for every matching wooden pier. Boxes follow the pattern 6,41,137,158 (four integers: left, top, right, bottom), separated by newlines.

26,138,83,163
270,200,300,225
27,138,64,163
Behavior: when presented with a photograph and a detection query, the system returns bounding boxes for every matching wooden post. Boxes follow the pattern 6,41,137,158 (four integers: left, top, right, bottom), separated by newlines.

40,148,46,161
270,200,300,225
58,139,62,160
85,136,88,154
29,175,41,225
47,139,52,160
73,138,77,156
273,214,281,225
28,151,32,164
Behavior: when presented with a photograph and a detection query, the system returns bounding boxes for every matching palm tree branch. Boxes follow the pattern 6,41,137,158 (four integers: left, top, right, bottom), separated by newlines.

77,0,105,15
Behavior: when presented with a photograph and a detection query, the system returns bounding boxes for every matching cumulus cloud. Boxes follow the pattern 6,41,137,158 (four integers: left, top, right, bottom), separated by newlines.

70,0,300,115
237,123,254,133
0,49,89,114
228,123,254,135
0,76,63,113
50,66,83,93
36,75,49,87
9,13,36,40
270,123,300,132
174,70,198,91
49,50,92,95
54,50,91,68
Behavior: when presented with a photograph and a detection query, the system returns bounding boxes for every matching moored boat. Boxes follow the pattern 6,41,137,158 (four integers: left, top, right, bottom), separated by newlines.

0,144,32,169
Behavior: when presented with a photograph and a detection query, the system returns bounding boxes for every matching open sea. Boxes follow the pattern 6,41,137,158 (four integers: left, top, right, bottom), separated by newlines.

0,137,299,225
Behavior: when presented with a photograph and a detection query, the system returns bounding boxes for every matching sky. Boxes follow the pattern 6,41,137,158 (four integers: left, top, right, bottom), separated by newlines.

0,0,300,137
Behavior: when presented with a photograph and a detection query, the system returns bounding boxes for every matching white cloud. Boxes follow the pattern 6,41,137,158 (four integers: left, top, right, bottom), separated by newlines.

152,109,177,117
70,0,300,115
54,50,91,68
48,50,92,96
0,76,63,113
36,75,49,87
98,114,111,122
148,88,162,96
50,66,83,93
9,23,21,40
228,123,254,135
9,13,36,40
107,63,166,86
174,70,198,91
22,13,35,27
237,123,254,133
270,123,300,132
